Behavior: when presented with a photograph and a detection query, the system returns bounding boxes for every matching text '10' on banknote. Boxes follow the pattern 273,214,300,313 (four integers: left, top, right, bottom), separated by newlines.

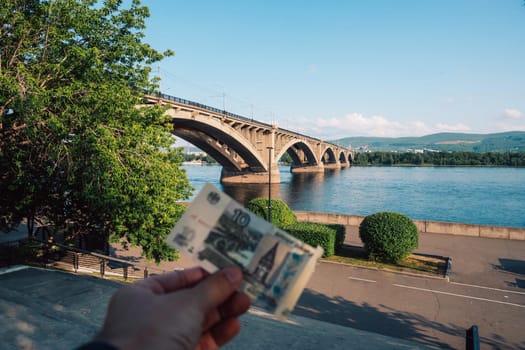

166,183,324,318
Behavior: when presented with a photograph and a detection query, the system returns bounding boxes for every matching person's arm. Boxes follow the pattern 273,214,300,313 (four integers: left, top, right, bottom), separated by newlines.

83,266,250,350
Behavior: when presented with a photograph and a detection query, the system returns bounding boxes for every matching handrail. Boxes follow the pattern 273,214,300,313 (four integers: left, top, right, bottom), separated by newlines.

1,238,175,280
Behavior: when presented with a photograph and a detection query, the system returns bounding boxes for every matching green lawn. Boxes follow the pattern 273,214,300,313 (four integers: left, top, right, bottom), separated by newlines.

323,245,448,276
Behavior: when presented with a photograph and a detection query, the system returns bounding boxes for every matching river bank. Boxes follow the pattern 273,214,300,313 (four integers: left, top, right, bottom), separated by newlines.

295,211,525,241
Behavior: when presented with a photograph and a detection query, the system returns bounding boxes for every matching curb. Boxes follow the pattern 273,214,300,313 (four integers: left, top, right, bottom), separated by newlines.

319,259,449,281
0,265,30,275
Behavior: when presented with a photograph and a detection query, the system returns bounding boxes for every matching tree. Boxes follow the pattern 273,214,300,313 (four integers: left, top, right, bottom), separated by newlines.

0,0,192,262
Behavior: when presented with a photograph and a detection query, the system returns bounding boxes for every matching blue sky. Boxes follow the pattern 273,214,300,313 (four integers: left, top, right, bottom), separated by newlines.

142,1,525,140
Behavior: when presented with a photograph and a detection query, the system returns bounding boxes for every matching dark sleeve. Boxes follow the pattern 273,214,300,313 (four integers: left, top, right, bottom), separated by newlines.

76,341,119,350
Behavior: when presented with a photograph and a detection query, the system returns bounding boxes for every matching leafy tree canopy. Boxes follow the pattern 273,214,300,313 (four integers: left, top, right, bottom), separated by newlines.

0,0,192,262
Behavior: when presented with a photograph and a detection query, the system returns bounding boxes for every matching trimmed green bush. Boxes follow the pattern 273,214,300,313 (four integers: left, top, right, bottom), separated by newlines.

284,222,336,257
359,212,418,263
326,224,346,251
246,198,297,227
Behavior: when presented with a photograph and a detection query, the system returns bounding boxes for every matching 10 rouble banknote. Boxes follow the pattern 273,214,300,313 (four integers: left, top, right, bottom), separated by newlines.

166,183,324,318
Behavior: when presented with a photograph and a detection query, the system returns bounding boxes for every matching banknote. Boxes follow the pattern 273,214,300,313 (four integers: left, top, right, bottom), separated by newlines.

166,183,324,318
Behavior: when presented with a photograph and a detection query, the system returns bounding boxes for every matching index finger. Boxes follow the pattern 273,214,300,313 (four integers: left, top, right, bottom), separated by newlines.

137,267,208,294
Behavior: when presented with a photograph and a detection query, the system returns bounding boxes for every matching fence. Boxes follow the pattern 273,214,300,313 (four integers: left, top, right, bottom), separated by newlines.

0,238,172,280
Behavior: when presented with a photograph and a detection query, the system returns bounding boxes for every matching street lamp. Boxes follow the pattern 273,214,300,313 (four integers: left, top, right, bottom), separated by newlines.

267,146,273,222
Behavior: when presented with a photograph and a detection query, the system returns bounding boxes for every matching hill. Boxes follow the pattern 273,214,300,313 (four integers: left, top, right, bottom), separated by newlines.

333,131,525,152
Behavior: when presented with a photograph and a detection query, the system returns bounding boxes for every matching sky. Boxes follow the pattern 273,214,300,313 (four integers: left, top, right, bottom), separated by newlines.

141,1,525,140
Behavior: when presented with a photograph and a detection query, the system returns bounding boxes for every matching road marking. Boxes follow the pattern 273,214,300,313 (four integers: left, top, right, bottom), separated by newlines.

393,284,525,308
348,276,376,283
450,281,525,295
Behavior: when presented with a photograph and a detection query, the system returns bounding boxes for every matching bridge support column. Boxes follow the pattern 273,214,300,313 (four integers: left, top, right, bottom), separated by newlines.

290,164,325,173
340,162,350,169
323,162,341,170
220,166,281,184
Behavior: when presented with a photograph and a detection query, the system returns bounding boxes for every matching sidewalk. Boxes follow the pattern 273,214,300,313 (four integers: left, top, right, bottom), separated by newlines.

344,225,525,290
112,225,525,291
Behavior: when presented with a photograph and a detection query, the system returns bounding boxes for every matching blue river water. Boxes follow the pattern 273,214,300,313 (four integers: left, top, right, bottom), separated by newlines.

182,165,525,228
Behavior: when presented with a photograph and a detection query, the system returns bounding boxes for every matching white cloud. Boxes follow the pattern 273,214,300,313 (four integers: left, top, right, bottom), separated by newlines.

492,121,525,132
295,113,473,139
501,108,523,120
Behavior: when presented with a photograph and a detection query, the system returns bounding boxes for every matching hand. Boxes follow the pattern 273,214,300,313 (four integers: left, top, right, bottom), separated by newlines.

95,266,251,350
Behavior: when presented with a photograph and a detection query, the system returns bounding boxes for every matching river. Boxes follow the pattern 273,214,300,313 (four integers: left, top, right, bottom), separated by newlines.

182,165,525,228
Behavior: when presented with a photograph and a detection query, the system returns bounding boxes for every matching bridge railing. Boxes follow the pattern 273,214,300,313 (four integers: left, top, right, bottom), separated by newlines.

153,92,349,151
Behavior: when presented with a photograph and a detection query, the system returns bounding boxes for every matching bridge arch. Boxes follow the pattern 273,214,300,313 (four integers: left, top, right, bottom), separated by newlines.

277,139,320,168
168,111,267,173
339,151,347,164
321,146,337,164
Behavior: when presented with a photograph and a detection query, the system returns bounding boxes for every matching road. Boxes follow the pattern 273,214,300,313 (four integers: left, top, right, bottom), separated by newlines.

294,228,525,349
112,226,525,349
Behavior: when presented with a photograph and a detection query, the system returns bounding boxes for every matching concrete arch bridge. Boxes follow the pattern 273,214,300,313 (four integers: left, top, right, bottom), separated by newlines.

145,94,354,184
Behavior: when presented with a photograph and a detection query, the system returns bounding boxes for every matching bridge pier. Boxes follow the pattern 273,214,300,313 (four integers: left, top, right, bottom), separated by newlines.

290,164,325,173
323,162,341,170
220,166,281,184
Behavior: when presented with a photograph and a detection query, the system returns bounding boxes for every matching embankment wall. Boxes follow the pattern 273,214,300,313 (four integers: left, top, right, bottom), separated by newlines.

294,211,525,241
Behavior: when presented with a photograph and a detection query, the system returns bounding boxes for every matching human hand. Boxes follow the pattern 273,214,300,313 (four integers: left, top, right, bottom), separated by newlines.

95,266,251,350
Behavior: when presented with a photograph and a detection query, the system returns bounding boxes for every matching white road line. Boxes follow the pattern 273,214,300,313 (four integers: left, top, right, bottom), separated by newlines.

393,284,525,308
348,276,376,283
450,281,525,295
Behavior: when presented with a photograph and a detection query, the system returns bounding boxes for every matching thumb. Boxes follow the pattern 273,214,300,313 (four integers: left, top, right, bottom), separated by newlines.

193,266,244,313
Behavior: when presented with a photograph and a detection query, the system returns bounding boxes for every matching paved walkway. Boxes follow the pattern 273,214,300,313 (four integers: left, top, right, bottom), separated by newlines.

117,225,525,292
343,225,525,290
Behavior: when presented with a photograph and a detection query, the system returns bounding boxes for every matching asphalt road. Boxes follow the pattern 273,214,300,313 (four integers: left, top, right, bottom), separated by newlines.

112,226,525,349
294,228,525,349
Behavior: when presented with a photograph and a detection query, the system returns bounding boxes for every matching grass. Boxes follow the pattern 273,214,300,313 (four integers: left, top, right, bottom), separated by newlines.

323,245,448,276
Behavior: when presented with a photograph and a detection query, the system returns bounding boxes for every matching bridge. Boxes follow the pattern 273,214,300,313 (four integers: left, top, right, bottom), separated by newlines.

145,93,354,184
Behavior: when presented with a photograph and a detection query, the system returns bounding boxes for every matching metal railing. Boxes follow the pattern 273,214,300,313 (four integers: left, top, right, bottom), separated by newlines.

1,238,173,280
150,92,350,151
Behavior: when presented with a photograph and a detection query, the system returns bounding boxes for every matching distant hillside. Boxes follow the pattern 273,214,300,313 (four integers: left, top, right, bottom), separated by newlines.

333,131,525,152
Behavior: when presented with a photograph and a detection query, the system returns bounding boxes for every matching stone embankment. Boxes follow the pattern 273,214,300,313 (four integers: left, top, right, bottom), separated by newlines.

295,211,525,240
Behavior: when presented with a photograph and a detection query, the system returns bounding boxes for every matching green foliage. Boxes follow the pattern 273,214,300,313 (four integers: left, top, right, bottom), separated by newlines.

326,224,346,251
352,151,525,167
284,222,335,257
278,152,293,164
0,0,191,262
359,212,418,263
183,153,216,163
246,198,297,227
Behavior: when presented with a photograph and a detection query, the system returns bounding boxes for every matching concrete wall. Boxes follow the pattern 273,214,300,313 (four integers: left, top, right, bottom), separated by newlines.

294,211,525,241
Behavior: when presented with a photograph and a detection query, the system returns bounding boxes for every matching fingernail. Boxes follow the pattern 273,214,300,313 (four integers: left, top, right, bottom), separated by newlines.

223,266,242,284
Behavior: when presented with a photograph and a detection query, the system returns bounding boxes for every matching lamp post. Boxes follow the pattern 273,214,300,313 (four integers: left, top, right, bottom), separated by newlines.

267,146,273,222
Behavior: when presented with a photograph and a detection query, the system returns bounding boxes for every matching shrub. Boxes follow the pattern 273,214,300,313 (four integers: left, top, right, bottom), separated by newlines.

359,212,418,263
284,222,336,257
326,224,346,251
246,198,297,227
